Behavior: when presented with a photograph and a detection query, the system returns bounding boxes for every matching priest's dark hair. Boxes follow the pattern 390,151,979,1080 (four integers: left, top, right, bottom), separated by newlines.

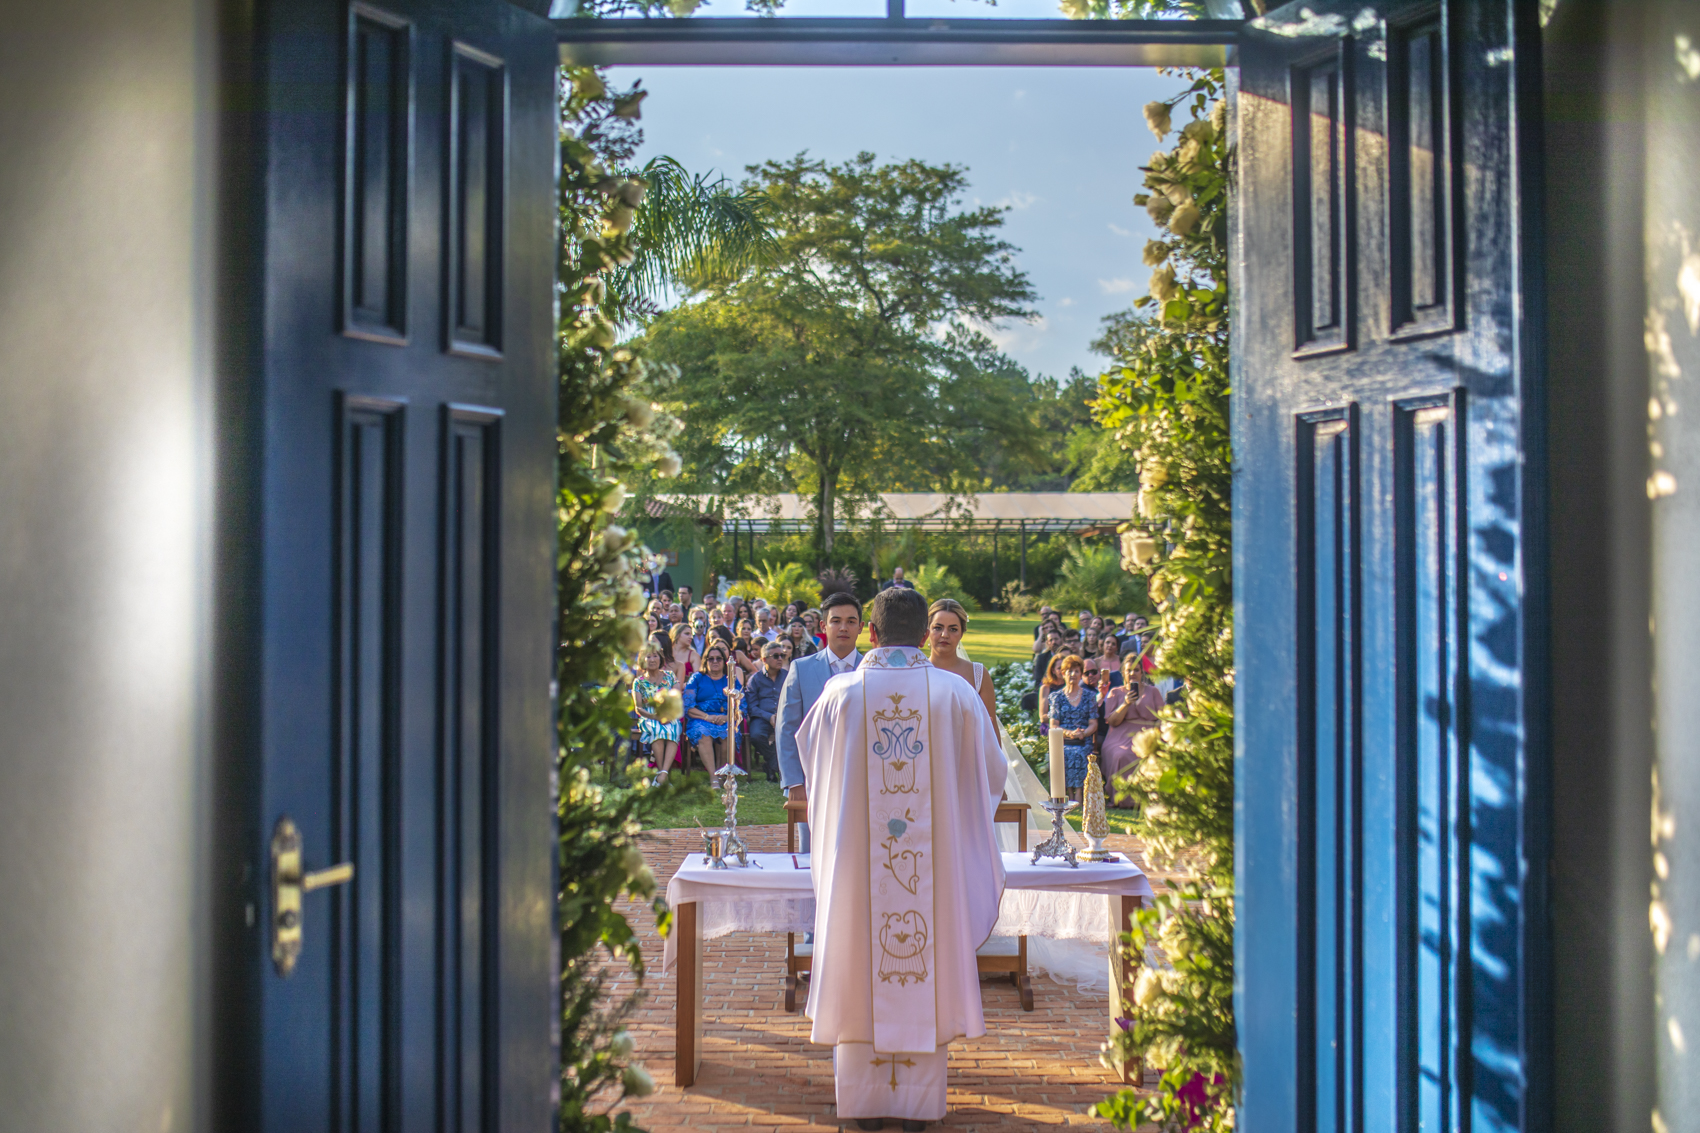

869,587,928,647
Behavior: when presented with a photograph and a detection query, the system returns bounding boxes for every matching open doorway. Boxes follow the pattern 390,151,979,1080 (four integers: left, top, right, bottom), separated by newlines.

555,33,1235,1133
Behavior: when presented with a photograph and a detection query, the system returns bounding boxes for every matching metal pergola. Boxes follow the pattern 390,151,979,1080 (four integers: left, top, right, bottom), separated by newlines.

660,492,1136,591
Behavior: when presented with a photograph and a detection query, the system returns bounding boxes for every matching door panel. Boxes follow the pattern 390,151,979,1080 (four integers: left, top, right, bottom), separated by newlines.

1236,2,1546,1131
225,1,559,1129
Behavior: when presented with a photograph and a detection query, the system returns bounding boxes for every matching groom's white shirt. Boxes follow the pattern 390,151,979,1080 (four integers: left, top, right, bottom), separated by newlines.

798,646,1007,1054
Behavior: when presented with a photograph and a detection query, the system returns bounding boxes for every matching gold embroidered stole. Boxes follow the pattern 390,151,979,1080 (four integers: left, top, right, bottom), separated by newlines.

864,664,937,1054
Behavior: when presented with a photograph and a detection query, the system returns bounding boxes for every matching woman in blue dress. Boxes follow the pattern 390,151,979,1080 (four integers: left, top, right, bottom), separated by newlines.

1047,654,1099,798
632,637,681,781
683,641,734,774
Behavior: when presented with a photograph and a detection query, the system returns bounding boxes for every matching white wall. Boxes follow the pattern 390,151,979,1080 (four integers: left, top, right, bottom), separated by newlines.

0,1,212,1130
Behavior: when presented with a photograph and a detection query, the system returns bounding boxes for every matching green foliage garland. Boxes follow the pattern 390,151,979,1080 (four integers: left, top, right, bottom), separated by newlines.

1089,70,1238,1132
555,67,692,1132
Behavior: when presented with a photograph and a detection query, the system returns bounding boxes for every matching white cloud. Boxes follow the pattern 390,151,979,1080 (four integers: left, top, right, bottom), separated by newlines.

998,190,1039,211
1098,278,1138,294
1057,297,1076,308
1108,223,1133,237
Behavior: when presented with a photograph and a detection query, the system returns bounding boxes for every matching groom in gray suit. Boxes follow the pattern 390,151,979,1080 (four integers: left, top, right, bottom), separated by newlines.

776,590,865,852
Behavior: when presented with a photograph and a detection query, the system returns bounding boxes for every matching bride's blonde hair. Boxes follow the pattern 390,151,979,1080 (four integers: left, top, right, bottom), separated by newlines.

926,597,970,630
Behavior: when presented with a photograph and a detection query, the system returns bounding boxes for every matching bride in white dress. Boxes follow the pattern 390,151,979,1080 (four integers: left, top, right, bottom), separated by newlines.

924,600,1113,994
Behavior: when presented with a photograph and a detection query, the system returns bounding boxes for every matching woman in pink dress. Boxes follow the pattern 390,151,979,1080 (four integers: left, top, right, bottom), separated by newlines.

1098,652,1165,808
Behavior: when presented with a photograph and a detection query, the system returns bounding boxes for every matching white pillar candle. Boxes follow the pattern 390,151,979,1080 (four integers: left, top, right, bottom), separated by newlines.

1048,725,1066,801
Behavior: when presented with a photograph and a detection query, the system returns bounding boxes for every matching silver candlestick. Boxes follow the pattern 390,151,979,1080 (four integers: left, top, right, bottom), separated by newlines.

1031,798,1080,868
712,764,750,866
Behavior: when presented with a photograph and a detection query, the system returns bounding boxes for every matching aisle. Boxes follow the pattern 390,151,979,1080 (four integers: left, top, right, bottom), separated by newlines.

599,825,1168,1131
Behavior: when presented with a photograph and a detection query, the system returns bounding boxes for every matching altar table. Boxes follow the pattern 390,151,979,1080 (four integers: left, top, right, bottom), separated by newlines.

663,851,1154,1087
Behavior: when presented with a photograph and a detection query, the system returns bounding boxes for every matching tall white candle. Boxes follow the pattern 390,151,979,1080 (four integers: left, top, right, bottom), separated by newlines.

1048,725,1066,800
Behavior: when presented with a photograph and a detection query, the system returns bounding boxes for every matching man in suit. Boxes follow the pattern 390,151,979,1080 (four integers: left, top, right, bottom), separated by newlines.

777,590,865,852
881,565,915,591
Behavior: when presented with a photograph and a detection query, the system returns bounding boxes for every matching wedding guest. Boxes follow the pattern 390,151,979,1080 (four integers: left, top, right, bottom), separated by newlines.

802,609,823,646
1086,635,1122,686
882,565,916,590
732,618,761,676
653,625,683,686
1032,606,1056,642
755,607,780,642
1100,653,1164,807
1037,652,1069,731
745,640,787,782
676,585,694,614
667,606,685,631
1048,655,1098,802
683,643,734,773
786,618,818,658
670,622,701,682
632,639,682,781
781,601,800,625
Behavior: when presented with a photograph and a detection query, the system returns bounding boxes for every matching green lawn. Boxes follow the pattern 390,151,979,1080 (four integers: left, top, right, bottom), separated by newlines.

960,611,1041,665
619,770,792,832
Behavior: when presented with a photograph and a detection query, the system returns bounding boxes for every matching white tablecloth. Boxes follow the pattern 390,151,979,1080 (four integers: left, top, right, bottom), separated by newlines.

661,851,1152,971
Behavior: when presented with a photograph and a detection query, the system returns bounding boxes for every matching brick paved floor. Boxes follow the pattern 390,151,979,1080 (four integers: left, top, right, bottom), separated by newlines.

600,824,1173,1131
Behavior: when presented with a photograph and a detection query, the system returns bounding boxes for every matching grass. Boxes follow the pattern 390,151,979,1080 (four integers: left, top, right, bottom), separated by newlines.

959,611,1042,665
618,769,792,832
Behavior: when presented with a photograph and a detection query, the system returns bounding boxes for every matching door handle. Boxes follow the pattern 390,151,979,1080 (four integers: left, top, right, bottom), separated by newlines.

270,816,355,977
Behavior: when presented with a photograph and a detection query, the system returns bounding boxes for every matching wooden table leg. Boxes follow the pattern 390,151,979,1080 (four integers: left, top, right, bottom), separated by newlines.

676,900,703,1087
1108,894,1144,1086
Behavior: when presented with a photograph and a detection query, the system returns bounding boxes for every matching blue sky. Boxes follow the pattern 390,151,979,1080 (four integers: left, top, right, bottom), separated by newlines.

609,19,1187,382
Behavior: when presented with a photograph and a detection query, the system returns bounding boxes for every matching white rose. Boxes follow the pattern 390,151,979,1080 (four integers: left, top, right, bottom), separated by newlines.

1131,535,1160,568
1142,239,1170,268
1149,265,1179,303
615,584,645,616
1168,203,1201,237
600,482,627,513
1138,488,1160,519
1143,100,1172,140
621,1065,656,1098
658,452,682,478
624,398,655,428
1143,461,1169,487
609,1030,636,1058
1133,728,1161,760
654,688,684,722
617,617,647,653
1133,966,1162,1006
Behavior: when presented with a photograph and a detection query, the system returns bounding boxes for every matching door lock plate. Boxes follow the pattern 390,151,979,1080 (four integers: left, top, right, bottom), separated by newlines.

270,816,355,977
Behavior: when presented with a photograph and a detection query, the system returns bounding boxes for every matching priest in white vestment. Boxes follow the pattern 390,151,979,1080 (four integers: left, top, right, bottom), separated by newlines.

798,587,1007,1131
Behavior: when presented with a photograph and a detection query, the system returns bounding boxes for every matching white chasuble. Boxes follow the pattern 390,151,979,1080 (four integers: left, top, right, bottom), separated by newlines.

798,646,1007,1120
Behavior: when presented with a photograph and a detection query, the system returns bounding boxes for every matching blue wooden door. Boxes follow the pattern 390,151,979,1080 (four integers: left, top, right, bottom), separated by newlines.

1235,2,1547,1131
214,1,560,1129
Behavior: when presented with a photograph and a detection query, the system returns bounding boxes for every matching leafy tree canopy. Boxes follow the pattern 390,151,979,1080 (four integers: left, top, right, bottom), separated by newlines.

642,152,1046,556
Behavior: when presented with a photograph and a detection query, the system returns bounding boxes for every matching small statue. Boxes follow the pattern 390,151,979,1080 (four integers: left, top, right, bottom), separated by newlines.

1080,757,1113,861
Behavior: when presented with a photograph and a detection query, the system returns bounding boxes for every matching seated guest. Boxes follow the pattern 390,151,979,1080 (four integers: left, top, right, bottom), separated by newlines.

1085,635,1122,686
745,641,786,782
669,622,700,683
787,618,818,658
1048,655,1098,803
1100,653,1164,808
1037,652,1069,732
732,618,761,676
683,643,734,773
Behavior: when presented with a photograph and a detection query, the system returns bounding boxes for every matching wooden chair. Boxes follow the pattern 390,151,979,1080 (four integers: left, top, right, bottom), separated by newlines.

781,797,1035,1012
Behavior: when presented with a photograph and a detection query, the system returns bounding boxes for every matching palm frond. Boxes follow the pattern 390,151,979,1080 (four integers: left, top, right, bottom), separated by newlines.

612,156,775,307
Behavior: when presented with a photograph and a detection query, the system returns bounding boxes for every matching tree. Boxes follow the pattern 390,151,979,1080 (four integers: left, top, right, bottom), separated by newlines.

642,152,1041,559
